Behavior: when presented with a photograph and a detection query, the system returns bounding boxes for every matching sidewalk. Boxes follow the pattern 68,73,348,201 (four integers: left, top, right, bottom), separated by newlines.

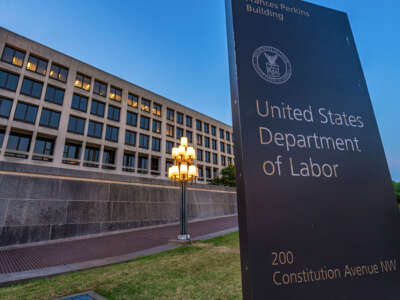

0,215,238,285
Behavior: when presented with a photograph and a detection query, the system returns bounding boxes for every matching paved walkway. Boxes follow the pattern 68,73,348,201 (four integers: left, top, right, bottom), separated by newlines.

0,215,238,284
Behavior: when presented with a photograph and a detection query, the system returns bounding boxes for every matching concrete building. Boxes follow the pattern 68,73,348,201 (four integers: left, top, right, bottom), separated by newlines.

0,27,234,182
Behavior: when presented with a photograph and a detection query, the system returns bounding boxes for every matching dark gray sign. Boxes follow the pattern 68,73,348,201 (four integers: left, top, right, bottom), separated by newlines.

225,0,400,299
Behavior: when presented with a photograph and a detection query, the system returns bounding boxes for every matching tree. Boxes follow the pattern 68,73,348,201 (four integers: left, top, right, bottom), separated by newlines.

209,165,236,187
393,181,400,204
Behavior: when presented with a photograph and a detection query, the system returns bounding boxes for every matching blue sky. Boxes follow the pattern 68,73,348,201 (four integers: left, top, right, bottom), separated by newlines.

0,0,398,180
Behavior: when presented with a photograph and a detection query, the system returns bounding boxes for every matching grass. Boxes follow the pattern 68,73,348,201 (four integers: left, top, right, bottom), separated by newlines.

0,232,242,300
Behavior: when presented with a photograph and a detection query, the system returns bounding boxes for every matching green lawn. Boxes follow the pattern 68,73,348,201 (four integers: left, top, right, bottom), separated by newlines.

0,232,242,300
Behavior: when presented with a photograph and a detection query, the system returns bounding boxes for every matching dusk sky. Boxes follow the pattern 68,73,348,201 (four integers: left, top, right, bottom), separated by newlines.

0,0,398,180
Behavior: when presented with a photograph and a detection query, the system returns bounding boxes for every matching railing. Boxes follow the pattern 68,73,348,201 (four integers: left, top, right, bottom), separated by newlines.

62,158,81,166
102,163,116,170
32,153,54,162
83,160,99,168
4,149,29,159
122,166,136,173
137,168,148,174
150,169,161,176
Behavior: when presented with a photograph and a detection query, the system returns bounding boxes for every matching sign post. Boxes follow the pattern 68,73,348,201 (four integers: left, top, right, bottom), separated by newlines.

225,0,400,299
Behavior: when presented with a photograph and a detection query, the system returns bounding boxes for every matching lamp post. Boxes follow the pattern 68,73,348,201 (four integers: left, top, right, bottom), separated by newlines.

168,136,198,241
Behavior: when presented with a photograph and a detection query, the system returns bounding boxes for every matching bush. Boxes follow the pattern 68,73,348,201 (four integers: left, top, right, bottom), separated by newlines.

209,165,236,187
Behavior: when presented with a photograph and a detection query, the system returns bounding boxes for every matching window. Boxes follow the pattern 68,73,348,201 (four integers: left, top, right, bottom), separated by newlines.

0,130,4,148
139,134,149,149
151,157,160,174
220,142,225,153
71,94,88,112
126,111,137,127
1,46,25,67
167,108,174,121
39,109,60,129
63,142,81,160
204,123,209,134
68,116,85,134
45,85,64,105
21,78,43,99
228,157,233,165
166,124,174,137
165,159,173,175
87,121,103,138
84,146,100,162
186,115,192,127
213,168,218,178
138,155,148,173
166,141,174,154
176,112,183,124
106,125,119,142
0,70,19,91
125,130,136,146
49,63,68,82
212,139,217,150
177,127,184,139
152,103,161,117
123,152,135,171
204,137,210,148
198,166,204,179
206,167,211,179
152,137,161,152
152,119,161,134
90,100,105,117
141,98,150,113
196,120,202,131
103,149,115,165
0,97,13,118
108,105,120,121
226,131,230,141
205,151,211,163
213,153,218,164
7,132,31,153
227,144,231,154
74,73,91,91
14,102,38,123
211,125,216,136
221,155,226,166
26,55,47,75
186,130,193,143
93,80,107,97
197,149,203,161
197,134,202,146
140,116,150,130
109,86,122,101
220,128,224,139
128,93,138,108
33,137,54,157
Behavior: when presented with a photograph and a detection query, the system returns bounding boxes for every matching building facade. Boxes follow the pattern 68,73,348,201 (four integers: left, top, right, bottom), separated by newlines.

0,27,234,183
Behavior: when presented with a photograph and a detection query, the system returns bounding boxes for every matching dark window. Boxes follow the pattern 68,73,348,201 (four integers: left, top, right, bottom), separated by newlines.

228,157,233,165
186,115,192,127
63,142,81,159
186,130,193,143
14,102,38,123
227,144,231,154
198,167,204,179
167,108,174,121
166,141,174,154
109,86,122,101
0,130,4,148
87,121,103,138
123,153,135,170
0,70,19,91
166,124,174,137
105,125,119,142
176,112,183,124
196,120,202,131
151,157,160,173
204,137,210,148
71,94,88,112
152,119,161,134
103,149,115,165
220,129,224,139
7,132,31,153
141,99,150,113
90,100,105,117
126,111,137,126
84,146,100,162
26,55,48,75
205,151,211,163
204,123,209,134
139,134,149,149
152,137,161,152
138,155,148,172
93,80,107,97
220,142,225,153
212,139,217,150
45,85,64,105
21,78,43,99
108,105,120,121
34,137,54,156
226,131,230,141
211,126,216,136
165,159,173,174
221,155,226,166
1,46,25,67
152,103,161,117
206,167,211,179
197,134,202,146
140,116,150,130
128,93,138,108
49,63,68,82
74,73,91,91
213,168,218,178
197,149,203,161
39,109,60,129
213,153,218,164
68,116,85,134
125,130,136,146
176,127,184,139
0,97,13,118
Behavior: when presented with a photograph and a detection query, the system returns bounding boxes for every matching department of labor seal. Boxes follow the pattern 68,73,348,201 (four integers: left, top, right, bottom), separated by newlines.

252,46,292,85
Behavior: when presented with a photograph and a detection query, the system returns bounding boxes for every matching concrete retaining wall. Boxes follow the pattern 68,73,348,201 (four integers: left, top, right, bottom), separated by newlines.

0,162,237,247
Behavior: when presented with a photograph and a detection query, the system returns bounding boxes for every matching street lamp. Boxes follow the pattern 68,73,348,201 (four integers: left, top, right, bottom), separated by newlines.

168,136,198,241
